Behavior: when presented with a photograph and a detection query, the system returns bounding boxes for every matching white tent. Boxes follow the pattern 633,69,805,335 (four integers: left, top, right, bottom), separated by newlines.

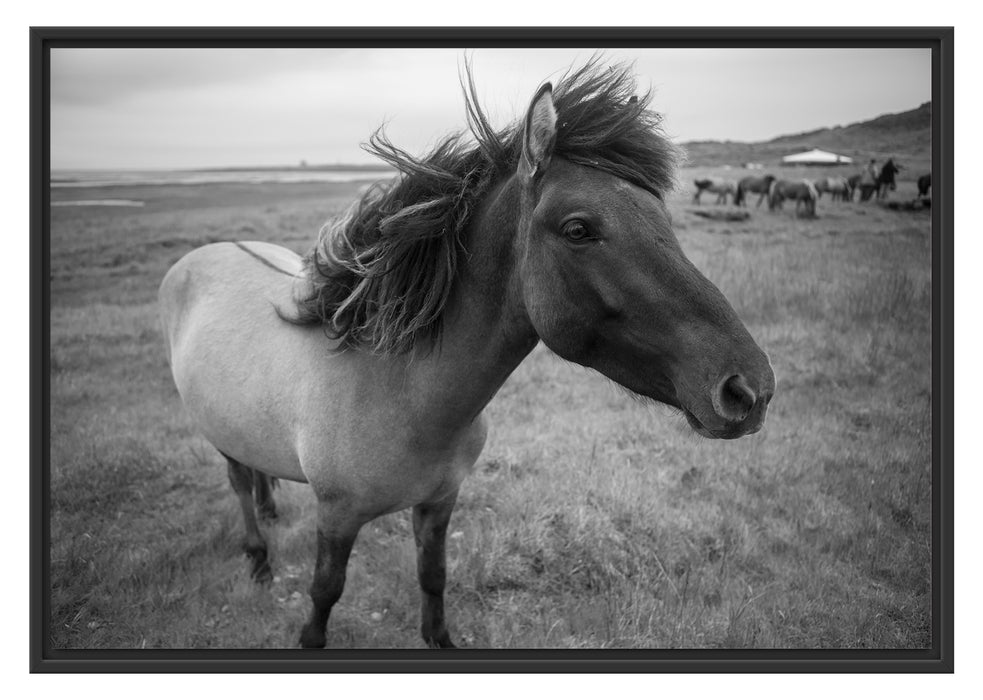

781,148,853,165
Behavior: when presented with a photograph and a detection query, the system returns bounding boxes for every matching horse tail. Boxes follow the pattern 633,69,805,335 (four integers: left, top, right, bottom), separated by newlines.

735,182,744,206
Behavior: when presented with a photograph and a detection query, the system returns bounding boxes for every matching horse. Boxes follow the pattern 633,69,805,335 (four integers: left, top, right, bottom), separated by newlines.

158,61,776,649
813,176,851,202
876,158,902,199
847,174,862,201
769,178,819,217
693,177,738,205
734,174,776,208
917,173,931,198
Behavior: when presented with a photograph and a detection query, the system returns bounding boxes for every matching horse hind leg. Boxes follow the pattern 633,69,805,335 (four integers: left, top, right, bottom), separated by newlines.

254,472,279,522
226,456,273,584
413,492,459,648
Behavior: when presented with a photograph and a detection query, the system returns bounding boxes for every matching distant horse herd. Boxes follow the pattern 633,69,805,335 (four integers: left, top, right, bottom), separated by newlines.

694,158,929,218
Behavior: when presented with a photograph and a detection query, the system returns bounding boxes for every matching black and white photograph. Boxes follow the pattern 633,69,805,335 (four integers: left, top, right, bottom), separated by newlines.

35,29,950,668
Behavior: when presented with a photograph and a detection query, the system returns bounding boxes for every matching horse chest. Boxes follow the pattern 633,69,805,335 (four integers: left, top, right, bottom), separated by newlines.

299,412,488,515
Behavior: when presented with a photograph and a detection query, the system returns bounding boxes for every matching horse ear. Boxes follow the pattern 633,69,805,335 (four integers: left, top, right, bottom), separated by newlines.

519,82,557,181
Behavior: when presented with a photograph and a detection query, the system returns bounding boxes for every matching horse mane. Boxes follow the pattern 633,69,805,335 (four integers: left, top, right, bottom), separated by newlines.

289,57,680,355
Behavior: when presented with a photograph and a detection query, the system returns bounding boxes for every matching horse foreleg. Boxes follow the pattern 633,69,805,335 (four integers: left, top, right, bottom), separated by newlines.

226,458,272,584
756,192,766,209
413,492,459,648
298,501,362,648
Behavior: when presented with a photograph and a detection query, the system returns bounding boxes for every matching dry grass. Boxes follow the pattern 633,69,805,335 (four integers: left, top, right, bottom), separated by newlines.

48,169,932,649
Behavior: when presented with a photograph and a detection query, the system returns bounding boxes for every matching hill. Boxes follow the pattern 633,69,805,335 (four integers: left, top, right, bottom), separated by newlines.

681,102,931,168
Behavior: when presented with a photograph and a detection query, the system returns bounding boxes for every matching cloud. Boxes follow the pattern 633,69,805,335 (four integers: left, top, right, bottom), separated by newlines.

49,48,931,170
51,48,353,106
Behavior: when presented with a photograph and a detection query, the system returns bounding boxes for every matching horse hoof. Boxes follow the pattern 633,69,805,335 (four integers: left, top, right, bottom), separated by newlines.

425,632,456,649
251,564,273,585
249,555,273,584
299,625,326,649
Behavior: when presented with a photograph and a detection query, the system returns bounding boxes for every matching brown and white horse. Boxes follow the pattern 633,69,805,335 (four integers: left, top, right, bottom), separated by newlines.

814,176,852,202
734,174,776,208
769,179,819,217
693,177,738,205
159,62,775,649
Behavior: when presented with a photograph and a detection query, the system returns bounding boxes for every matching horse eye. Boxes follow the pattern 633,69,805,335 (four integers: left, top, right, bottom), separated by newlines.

562,220,591,242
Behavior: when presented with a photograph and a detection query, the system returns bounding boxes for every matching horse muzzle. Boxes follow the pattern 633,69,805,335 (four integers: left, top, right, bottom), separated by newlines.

682,370,775,440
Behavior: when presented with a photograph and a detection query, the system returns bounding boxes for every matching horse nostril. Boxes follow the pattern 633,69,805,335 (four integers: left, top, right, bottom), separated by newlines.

714,374,756,423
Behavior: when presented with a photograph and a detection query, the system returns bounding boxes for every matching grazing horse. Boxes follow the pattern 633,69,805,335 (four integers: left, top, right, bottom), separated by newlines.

693,177,738,205
917,173,931,198
769,178,818,217
877,158,902,199
814,176,851,202
159,62,775,649
734,174,776,208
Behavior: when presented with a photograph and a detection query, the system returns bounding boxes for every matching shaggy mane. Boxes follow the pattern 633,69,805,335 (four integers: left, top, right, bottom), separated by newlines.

290,57,680,355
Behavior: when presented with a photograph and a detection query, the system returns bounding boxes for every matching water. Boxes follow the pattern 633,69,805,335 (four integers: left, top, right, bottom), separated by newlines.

51,199,145,207
51,167,397,189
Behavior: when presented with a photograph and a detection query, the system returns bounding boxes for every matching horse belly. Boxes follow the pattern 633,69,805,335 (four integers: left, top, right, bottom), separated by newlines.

297,409,489,515
174,355,308,482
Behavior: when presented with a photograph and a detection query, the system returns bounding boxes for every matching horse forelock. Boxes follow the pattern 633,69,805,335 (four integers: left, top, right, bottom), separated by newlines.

290,58,679,355
546,58,681,197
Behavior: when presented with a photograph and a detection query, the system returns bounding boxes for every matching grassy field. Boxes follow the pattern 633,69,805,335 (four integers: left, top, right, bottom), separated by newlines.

48,166,933,649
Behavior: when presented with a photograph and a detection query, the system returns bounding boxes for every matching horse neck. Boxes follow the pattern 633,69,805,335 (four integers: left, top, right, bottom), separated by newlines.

404,175,538,437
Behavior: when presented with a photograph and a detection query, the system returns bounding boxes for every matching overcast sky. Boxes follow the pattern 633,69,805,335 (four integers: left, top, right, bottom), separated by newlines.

50,47,931,170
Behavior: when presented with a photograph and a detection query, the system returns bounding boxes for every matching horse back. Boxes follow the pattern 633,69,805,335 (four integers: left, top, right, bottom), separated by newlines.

159,241,305,370
158,242,490,509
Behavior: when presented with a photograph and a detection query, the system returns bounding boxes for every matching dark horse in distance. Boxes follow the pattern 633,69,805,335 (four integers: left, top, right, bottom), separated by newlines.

917,173,931,198
877,158,902,199
734,174,777,208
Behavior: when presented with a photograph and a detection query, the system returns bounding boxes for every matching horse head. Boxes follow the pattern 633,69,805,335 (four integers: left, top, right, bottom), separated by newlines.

510,80,775,439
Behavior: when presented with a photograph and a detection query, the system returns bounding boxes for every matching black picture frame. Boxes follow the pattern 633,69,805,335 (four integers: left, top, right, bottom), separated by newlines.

31,26,954,673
